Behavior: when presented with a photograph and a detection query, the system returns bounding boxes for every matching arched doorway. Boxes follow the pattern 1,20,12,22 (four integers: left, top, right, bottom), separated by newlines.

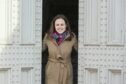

42,0,78,84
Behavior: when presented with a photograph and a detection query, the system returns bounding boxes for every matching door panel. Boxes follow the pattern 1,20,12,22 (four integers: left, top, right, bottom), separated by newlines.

79,0,125,84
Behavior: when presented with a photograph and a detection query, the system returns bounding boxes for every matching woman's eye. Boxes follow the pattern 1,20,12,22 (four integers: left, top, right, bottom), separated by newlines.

56,24,59,26
61,24,64,26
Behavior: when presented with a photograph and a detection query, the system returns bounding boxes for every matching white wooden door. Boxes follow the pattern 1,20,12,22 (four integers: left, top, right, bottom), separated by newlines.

79,0,126,84
0,0,42,84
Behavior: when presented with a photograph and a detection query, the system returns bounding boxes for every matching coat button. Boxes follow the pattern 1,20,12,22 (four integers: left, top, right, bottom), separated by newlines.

57,54,61,57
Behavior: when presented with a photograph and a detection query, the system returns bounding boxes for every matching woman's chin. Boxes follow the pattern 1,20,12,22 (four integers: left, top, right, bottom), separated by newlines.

57,32,64,34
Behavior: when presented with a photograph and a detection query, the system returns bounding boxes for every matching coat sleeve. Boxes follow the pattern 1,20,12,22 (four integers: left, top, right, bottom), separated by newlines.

73,33,78,51
42,33,48,51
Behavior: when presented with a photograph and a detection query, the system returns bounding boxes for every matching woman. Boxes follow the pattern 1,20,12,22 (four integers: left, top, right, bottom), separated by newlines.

42,14,77,84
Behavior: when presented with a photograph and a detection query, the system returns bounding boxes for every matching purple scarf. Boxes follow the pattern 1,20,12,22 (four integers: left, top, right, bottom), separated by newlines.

51,31,68,45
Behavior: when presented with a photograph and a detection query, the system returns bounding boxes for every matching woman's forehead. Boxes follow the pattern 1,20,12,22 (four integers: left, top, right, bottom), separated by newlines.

55,18,65,23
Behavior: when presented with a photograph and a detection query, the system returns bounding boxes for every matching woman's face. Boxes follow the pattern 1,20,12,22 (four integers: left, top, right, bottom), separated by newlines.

54,18,66,34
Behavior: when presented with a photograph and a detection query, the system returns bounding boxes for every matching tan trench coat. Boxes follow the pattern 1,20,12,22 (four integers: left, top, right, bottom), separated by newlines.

43,33,77,84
